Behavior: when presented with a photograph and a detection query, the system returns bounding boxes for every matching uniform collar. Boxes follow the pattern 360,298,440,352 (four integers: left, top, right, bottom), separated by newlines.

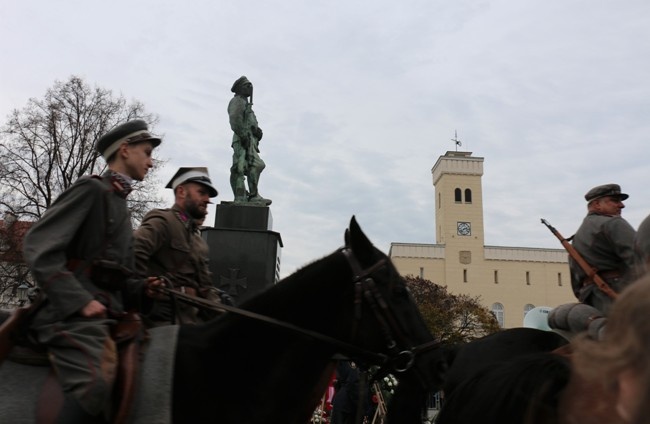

171,204,196,231
105,170,133,198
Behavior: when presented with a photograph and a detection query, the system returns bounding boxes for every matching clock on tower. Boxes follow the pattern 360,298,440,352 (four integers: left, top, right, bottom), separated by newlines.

457,221,471,236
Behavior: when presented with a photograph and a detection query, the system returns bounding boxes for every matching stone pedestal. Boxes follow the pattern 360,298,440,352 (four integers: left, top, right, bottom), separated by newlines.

201,202,282,305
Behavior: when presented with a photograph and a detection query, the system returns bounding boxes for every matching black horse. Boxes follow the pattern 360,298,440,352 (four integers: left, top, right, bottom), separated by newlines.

0,217,446,423
436,328,570,424
435,327,622,424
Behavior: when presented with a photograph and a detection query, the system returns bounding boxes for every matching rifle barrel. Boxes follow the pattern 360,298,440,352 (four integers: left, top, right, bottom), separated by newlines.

540,218,617,299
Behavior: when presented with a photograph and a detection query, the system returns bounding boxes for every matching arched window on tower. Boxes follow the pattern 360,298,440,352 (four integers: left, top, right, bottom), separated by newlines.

454,188,461,203
464,188,472,203
523,304,535,319
491,302,505,328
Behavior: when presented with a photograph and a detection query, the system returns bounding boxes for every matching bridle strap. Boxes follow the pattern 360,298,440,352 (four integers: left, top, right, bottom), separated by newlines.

153,285,388,364
341,248,387,281
342,249,427,365
341,248,442,389
158,246,440,378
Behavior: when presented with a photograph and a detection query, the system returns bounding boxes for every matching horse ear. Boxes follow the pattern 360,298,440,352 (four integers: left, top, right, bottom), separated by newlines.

348,216,376,264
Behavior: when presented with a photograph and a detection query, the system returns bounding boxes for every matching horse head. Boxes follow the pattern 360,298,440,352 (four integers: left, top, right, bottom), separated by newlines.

343,216,447,423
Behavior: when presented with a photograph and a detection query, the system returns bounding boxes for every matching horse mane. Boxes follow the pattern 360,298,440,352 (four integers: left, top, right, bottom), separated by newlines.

437,352,571,424
172,246,356,422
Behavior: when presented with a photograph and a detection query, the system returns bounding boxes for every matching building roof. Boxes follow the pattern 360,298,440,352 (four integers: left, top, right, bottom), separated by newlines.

389,242,568,263
0,217,33,263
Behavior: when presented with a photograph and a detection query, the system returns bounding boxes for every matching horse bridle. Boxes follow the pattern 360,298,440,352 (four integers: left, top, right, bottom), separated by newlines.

341,247,440,383
157,247,440,377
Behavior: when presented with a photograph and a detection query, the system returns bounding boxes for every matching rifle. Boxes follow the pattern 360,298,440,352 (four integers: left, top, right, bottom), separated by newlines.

541,218,618,300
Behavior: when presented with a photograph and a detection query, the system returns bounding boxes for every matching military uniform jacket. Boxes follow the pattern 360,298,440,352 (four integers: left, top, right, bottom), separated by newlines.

23,172,141,326
569,212,636,298
133,205,212,290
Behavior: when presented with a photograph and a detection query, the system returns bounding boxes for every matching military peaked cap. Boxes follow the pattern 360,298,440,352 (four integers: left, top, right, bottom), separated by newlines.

584,183,629,202
231,76,251,93
96,119,162,160
166,167,218,197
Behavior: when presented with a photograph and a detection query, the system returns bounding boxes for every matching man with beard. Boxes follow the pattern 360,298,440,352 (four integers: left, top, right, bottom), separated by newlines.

134,167,221,326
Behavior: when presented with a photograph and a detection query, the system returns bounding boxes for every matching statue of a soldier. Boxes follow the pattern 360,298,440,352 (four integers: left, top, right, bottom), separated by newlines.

228,76,271,205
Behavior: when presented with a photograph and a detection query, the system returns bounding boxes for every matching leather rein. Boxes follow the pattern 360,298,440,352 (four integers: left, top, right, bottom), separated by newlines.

157,247,439,375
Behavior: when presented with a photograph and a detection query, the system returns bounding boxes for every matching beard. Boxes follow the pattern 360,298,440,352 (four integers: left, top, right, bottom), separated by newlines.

184,197,207,220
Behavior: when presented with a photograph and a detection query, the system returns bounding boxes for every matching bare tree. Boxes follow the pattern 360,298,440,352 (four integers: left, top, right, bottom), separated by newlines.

0,75,165,224
0,76,166,303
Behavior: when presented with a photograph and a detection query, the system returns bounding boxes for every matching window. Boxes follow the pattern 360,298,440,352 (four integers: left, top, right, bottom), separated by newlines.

492,303,505,327
464,188,472,203
526,271,530,285
523,304,535,319
427,392,442,411
438,193,441,209
454,188,462,203
494,270,499,284
463,269,468,283
459,250,471,264
557,272,562,286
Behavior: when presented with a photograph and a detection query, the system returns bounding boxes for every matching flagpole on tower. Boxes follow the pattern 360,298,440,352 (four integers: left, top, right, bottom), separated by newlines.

451,130,462,151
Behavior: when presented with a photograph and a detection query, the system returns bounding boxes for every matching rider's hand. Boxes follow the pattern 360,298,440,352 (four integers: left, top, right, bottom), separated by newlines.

145,277,166,300
80,300,107,318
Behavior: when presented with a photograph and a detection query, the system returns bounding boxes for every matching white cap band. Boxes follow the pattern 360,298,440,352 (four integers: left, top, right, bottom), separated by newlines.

102,129,148,159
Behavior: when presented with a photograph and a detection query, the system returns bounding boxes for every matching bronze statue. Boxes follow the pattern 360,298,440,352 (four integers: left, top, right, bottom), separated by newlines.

228,76,271,206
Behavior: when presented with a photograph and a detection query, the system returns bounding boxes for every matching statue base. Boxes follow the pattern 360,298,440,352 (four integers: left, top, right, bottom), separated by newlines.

215,201,273,231
202,202,282,305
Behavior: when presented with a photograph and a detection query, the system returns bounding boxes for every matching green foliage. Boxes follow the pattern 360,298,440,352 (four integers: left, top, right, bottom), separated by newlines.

405,276,500,344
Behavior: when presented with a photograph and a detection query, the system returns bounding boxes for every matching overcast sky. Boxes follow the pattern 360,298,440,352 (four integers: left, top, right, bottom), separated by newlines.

1,1,649,278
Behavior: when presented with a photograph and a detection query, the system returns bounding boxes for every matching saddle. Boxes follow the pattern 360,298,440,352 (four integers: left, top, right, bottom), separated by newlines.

0,309,147,424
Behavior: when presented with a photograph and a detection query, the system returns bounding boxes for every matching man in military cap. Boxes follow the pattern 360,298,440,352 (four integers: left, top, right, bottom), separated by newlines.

23,119,164,422
228,76,272,205
134,167,224,326
570,183,637,314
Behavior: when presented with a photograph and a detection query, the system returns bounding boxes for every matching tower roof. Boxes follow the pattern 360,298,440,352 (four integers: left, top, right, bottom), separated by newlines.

431,151,484,185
